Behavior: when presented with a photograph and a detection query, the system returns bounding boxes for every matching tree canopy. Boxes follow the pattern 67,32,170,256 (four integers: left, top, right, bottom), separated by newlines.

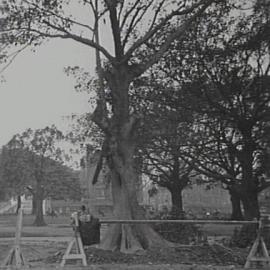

1,125,78,225
2,0,267,252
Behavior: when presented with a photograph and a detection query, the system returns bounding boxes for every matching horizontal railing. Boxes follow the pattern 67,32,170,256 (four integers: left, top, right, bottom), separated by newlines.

99,219,259,225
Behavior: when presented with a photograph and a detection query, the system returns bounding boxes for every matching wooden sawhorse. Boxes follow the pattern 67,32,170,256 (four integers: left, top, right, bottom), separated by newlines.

61,212,87,267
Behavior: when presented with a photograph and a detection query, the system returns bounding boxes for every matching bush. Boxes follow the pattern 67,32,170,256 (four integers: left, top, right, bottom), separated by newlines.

150,210,205,244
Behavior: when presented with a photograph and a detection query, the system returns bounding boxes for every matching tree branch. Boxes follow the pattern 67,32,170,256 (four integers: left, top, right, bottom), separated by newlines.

105,0,123,58
23,0,94,32
40,20,115,62
123,0,213,66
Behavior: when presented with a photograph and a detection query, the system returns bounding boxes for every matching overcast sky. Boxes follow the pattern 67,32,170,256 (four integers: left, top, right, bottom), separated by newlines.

0,38,97,147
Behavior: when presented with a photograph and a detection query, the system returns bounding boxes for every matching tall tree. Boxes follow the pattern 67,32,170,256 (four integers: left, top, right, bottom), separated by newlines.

0,147,33,212
157,1,270,220
135,83,196,218
5,126,65,225
1,0,217,251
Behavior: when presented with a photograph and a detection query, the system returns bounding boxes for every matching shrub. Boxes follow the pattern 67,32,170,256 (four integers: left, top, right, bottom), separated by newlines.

151,210,205,244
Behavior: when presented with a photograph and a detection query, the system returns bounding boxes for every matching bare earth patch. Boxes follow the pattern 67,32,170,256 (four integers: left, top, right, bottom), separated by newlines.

44,244,248,267
0,240,249,269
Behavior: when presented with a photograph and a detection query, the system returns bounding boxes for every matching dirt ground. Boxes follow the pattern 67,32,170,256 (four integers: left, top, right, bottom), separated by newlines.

0,238,249,269
0,239,67,266
0,241,247,270
0,215,249,269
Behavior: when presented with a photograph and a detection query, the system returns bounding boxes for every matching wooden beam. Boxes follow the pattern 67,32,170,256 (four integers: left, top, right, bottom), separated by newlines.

99,219,258,225
2,208,26,268
60,214,87,267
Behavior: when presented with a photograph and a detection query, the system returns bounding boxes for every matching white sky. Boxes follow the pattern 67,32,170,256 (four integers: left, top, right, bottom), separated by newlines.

0,39,96,147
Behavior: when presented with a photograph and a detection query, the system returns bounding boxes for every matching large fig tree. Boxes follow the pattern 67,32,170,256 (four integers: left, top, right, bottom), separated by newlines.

0,0,217,251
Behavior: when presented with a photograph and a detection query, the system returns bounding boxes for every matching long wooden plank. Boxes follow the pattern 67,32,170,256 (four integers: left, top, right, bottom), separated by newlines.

15,208,23,246
63,254,86,260
1,208,25,268
99,219,259,225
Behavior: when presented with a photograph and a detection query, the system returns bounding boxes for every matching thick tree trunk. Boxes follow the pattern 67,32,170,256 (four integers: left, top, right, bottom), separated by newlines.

16,195,21,214
33,183,46,226
99,141,170,253
237,132,259,220
170,187,184,219
97,65,171,253
229,189,243,220
234,189,259,247
241,190,260,220
32,193,37,215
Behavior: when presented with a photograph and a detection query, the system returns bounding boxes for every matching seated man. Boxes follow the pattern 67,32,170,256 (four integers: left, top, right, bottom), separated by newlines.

78,205,91,222
71,205,100,246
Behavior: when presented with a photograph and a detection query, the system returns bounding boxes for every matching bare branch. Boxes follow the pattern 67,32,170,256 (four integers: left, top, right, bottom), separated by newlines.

41,20,115,62
120,0,141,31
0,43,30,74
122,1,154,50
23,0,95,32
91,0,110,134
131,0,214,77
147,0,167,35
123,0,213,65
105,0,123,58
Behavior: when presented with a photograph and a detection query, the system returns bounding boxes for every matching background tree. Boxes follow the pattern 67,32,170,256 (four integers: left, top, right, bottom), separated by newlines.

0,147,33,213
132,79,196,218
44,161,82,201
157,2,270,220
5,125,66,225
1,145,82,213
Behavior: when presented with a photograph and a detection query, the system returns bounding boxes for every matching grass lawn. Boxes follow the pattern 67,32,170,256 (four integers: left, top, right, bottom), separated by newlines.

0,213,240,239
0,214,71,238
0,214,70,226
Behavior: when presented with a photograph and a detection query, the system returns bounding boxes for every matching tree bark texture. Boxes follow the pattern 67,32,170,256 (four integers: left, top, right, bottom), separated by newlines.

97,65,172,252
236,128,260,220
241,190,260,220
230,184,260,221
170,186,184,219
16,195,21,214
99,138,170,253
32,193,37,215
229,189,243,220
33,182,46,226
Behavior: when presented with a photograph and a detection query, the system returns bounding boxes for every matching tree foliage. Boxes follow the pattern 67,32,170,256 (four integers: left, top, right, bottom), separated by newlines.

2,125,76,225
152,1,270,220
0,0,227,252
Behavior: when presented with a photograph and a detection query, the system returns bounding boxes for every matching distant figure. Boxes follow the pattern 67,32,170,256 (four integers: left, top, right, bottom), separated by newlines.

46,208,57,218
